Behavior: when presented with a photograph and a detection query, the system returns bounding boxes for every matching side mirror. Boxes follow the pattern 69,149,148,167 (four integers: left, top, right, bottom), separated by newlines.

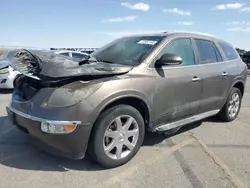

156,53,182,66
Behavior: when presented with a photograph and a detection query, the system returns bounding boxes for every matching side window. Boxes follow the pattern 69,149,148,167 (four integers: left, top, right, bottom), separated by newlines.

59,52,70,56
160,38,195,66
195,39,220,64
72,53,88,59
218,41,239,60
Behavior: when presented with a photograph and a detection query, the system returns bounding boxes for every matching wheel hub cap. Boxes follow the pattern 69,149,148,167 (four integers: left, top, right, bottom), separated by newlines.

103,115,139,160
118,132,125,141
228,92,240,118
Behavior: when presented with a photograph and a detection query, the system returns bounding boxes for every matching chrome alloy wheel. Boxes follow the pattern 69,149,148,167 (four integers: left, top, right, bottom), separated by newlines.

103,115,139,160
228,92,240,118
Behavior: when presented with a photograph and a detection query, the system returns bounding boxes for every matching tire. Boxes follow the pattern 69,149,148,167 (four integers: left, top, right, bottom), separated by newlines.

218,87,242,122
88,105,145,168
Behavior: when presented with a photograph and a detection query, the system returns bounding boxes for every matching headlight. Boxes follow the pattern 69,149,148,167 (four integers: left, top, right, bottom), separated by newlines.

41,122,79,134
0,67,9,74
45,81,103,107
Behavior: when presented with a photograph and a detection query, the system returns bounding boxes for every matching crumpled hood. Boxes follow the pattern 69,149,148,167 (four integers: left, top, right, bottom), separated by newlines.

5,49,133,80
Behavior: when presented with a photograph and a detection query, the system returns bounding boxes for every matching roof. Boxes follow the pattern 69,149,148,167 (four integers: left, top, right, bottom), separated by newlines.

121,30,219,42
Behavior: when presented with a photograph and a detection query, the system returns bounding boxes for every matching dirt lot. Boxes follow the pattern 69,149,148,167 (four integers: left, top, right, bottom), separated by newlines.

0,78,249,188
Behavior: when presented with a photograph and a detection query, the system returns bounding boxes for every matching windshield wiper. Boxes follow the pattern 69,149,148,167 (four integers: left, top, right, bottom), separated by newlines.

79,55,116,65
97,59,115,64
78,54,98,65
79,58,90,65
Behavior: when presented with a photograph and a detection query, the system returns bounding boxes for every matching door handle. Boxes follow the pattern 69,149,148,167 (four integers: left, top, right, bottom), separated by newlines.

192,76,201,82
222,72,228,76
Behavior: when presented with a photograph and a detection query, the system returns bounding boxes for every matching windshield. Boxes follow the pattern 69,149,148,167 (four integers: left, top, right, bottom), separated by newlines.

91,36,164,66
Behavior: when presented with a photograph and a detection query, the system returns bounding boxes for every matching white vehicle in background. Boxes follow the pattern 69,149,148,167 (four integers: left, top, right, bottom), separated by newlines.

0,53,20,89
53,50,89,59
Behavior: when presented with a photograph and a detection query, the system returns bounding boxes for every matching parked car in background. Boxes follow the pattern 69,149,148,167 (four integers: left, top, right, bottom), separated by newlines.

79,48,98,54
53,50,89,59
242,51,250,68
0,53,20,89
5,31,248,168
236,48,246,59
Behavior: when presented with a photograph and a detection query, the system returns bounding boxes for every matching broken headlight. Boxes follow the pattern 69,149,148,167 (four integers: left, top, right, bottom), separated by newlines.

0,67,9,74
45,81,103,107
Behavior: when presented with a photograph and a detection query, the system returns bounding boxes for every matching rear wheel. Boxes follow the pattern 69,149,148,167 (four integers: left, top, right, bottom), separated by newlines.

88,105,145,168
218,87,242,122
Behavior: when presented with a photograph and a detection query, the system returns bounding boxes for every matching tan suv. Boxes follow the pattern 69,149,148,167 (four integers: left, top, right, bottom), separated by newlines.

5,31,248,168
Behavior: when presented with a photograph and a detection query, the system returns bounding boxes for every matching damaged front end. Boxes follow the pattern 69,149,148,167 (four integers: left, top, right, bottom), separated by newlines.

5,49,133,107
5,49,135,159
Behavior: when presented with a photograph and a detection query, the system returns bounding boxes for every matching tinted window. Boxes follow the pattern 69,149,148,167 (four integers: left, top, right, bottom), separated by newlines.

72,53,88,59
218,41,239,60
59,52,70,56
195,39,220,64
161,38,195,66
92,36,163,66
214,45,223,62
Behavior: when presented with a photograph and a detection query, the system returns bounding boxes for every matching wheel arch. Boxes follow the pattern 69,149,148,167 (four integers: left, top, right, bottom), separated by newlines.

91,95,153,131
232,80,245,97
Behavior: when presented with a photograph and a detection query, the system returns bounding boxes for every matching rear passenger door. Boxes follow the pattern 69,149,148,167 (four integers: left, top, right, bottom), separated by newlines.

194,38,225,113
217,41,240,99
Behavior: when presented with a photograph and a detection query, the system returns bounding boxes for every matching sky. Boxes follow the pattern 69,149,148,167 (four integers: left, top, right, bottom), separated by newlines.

0,0,250,50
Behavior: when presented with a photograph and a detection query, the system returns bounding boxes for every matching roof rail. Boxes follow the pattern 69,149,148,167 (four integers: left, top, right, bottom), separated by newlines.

165,30,216,37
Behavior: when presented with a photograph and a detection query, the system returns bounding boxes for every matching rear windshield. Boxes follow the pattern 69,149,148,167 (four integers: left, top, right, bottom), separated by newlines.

92,36,164,66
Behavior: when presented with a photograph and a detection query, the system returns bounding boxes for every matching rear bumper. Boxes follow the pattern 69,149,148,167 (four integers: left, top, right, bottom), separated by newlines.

6,106,92,160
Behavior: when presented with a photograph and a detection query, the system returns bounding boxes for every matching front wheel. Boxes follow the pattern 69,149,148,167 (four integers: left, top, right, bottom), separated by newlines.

88,105,145,168
218,87,242,122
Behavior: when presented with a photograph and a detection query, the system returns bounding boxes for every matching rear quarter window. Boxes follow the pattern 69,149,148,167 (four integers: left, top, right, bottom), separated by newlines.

194,39,221,64
218,41,239,61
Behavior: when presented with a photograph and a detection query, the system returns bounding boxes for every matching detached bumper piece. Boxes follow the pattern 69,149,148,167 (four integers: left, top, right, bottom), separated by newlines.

6,106,92,160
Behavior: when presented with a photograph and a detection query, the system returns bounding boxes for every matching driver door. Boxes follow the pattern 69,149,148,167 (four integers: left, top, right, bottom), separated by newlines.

152,38,202,125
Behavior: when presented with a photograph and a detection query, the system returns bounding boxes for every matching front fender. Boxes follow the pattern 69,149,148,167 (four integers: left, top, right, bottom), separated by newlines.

88,90,154,126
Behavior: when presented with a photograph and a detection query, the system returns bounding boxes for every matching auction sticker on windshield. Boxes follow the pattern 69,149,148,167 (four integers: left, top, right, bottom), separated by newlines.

138,40,158,45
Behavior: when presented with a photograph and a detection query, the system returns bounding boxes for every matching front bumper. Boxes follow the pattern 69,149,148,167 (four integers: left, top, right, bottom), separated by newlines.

6,106,92,159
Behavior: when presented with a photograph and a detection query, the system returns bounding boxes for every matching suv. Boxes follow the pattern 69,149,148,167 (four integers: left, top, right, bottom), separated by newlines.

5,32,248,168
